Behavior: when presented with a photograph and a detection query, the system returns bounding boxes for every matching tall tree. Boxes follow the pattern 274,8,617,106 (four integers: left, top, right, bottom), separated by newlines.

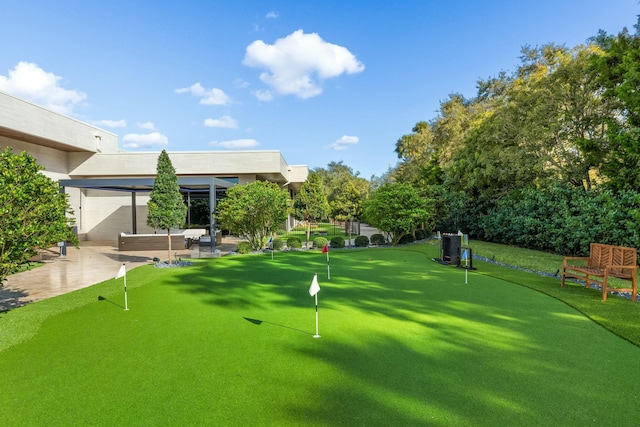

215,180,290,250
0,148,78,281
330,180,368,246
292,172,330,246
147,150,187,266
589,23,640,191
314,161,360,202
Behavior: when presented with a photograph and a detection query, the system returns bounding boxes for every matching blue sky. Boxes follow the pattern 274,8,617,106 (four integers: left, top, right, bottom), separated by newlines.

1,1,638,179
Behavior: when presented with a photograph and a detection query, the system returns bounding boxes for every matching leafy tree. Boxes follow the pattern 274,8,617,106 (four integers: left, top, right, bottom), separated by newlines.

215,180,290,250
589,23,640,191
362,182,431,245
147,150,187,265
0,148,78,281
331,180,368,246
314,161,361,202
392,121,443,187
292,172,330,246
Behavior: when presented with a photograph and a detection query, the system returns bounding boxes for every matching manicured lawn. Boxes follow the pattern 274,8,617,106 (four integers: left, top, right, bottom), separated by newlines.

1,245,639,426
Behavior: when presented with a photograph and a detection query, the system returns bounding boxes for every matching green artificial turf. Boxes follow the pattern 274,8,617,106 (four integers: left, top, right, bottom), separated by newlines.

1,246,640,426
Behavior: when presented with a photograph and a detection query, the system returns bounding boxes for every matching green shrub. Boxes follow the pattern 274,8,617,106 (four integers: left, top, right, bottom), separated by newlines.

370,233,387,245
354,235,369,247
399,234,416,245
313,236,328,249
415,229,427,240
236,241,252,254
287,236,302,249
330,236,345,248
272,237,285,250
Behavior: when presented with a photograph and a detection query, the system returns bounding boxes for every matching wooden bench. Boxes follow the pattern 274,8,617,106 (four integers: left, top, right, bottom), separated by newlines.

561,243,638,301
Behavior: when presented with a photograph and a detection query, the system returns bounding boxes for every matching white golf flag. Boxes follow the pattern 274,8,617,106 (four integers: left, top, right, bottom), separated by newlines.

115,264,126,279
309,274,321,296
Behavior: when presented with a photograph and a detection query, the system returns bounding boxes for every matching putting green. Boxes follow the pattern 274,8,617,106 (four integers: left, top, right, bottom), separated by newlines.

1,247,638,426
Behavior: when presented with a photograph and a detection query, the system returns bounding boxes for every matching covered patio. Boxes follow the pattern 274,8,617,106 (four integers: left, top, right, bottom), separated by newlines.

59,176,235,251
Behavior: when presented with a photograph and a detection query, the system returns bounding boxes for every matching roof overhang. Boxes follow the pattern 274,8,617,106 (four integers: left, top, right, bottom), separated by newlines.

59,177,235,193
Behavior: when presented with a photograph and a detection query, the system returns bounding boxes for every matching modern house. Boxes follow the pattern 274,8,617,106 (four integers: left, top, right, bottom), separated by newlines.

0,91,308,247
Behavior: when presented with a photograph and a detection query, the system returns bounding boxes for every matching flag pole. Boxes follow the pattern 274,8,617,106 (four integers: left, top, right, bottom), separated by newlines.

326,249,330,280
309,273,321,338
314,293,320,338
122,263,129,311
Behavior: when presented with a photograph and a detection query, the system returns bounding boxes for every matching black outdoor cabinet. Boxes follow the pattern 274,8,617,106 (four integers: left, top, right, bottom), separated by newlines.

440,234,461,265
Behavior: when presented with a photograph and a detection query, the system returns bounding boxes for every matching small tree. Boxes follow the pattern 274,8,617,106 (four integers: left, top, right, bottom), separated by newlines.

216,180,290,250
292,172,329,247
147,150,187,266
0,148,78,281
362,182,431,246
331,180,367,247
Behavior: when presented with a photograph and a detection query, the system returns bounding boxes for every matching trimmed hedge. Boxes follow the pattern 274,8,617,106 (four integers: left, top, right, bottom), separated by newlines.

287,236,302,249
474,185,640,256
399,234,416,245
354,236,369,247
330,236,345,249
272,237,285,250
237,241,252,254
370,233,387,245
313,236,328,249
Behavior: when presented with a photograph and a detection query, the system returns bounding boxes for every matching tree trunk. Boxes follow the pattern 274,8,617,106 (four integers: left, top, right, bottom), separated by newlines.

167,229,172,266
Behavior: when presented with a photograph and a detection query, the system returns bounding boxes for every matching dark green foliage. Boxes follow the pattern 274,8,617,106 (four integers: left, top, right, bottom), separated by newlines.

272,238,285,250
313,236,328,249
474,185,640,256
354,235,369,247
363,182,432,245
286,236,302,249
147,150,187,265
415,229,427,240
216,180,290,251
292,172,330,243
398,234,416,245
370,233,387,245
147,150,187,231
236,241,252,254
330,236,345,248
0,148,78,280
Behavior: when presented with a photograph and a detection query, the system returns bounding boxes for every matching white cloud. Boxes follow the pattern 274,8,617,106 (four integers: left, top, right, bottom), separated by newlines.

121,132,168,149
93,119,126,128
0,61,86,115
266,11,279,19
136,121,156,131
204,115,238,129
175,82,230,105
252,89,273,101
243,29,365,99
329,135,359,151
209,139,260,149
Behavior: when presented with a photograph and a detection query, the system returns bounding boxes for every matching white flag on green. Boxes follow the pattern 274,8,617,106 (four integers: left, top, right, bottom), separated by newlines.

115,264,126,279
309,274,321,296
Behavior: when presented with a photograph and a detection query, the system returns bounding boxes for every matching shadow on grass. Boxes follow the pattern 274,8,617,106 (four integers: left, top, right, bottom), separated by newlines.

243,316,312,336
97,295,125,310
